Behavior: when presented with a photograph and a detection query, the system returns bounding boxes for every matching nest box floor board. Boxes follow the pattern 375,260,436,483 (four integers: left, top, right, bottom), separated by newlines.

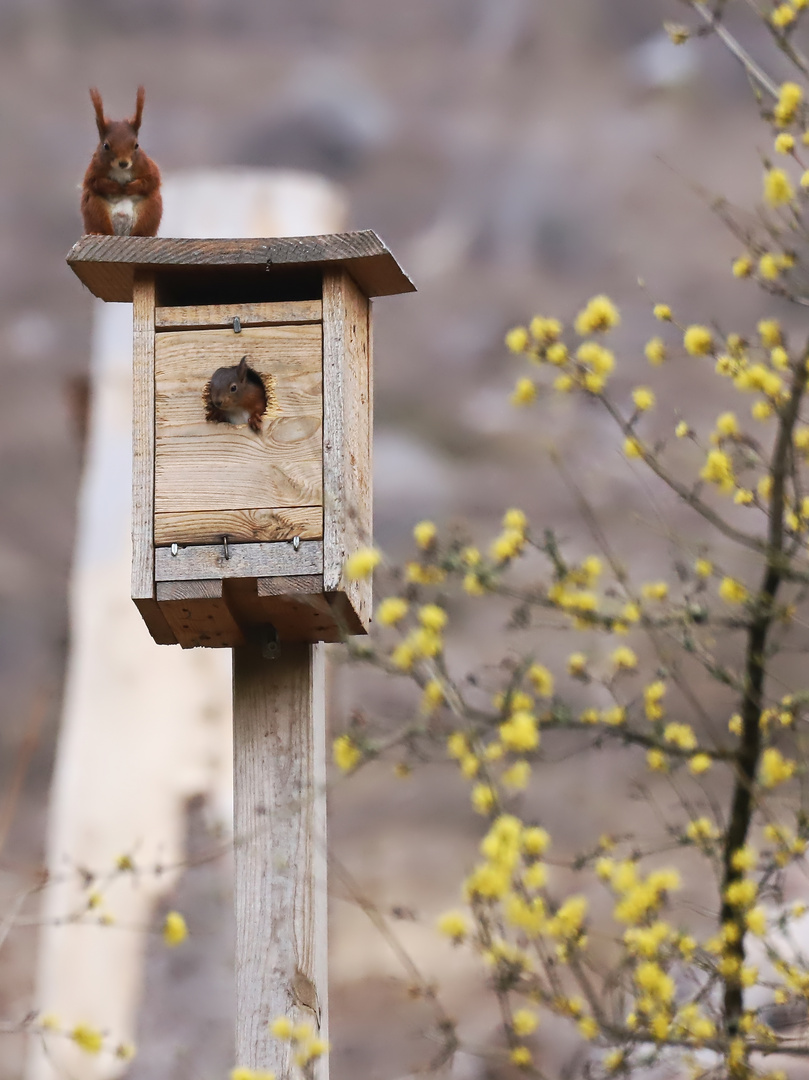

154,325,323,541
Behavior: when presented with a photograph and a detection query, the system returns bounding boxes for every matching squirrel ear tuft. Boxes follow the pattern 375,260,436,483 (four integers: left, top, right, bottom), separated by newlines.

131,86,145,133
89,88,107,140
236,355,248,376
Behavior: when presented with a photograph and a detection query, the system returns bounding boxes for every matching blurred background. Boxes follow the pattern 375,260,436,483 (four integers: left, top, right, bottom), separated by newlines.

0,0,802,1077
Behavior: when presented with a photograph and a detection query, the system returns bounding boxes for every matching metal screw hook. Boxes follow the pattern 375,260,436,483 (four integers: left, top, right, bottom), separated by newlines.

232,316,241,334
222,535,230,560
292,535,301,551
261,625,280,660
171,543,178,557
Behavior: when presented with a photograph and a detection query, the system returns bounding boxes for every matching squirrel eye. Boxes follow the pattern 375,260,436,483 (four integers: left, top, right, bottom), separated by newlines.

230,384,237,393
134,142,139,149
103,141,110,150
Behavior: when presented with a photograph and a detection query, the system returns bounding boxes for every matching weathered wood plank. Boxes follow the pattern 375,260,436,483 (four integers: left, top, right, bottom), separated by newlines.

234,643,328,1076
155,540,323,581
322,269,372,630
155,299,322,332
156,578,245,648
155,325,322,514
131,272,179,641
155,506,323,546
257,575,323,597
155,579,224,602
224,579,340,643
66,231,416,302
132,597,178,646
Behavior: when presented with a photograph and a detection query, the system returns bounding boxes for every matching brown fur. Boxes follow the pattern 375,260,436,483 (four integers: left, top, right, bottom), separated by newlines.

204,356,268,434
80,86,162,236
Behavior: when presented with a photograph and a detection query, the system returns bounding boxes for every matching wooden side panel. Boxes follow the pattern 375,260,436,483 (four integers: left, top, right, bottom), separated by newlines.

155,325,322,514
155,506,323,546
322,269,372,630
156,579,245,649
132,272,177,645
155,539,323,582
155,299,322,331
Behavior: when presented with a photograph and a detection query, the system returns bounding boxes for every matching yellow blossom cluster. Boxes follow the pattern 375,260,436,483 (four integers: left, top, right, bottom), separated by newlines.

774,81,803,126
386,602,451,671
764,166,794,207
686,816,720,844
684,325,713,356
574,294,621,335
333,733,362,772
644,680,666,721
413,519,437,549
71,1024,104,1055
269,1017,328,1069
760,747,797,787
700,449,735,493
597,858,681,926
663,722,697,751
437,909,470,942
489,508,529,564
506,297,623,400
162,911,188,947
343,547,381,581
719,577,749,605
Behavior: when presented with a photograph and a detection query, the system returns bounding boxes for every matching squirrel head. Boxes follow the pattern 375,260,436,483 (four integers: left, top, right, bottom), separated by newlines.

209,356,251,410
89,86,147,174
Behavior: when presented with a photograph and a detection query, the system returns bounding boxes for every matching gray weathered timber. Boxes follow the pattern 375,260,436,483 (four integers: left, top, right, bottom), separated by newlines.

154,539,323,581
66,231,415,302
322,268,372,628
234,643,328,1078
132,273,177,644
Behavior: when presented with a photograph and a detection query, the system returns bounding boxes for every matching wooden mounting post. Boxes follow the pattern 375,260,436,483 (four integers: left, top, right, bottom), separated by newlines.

233,642,328,1077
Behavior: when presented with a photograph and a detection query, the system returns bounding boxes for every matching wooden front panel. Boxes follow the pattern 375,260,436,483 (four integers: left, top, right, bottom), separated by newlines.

154,324,323,544
155,299,322,332
154,505,322,546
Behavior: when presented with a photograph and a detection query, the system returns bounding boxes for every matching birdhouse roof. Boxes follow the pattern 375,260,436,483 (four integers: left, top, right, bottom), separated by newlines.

66,230,415,302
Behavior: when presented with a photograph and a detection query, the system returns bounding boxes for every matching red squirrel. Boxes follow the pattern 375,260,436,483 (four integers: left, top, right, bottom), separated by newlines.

81,86,162,237
204,356,268,433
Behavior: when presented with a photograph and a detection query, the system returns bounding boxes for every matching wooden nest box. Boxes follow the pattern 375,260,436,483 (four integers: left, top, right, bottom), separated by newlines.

67,231,415,648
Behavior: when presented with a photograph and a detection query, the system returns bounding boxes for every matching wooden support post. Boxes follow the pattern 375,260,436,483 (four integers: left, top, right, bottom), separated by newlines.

233,643,328,1077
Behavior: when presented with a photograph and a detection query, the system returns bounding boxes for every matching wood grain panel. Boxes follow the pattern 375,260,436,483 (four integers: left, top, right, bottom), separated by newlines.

226,578,340,643
155,325,322,514
131,273,179,643
234,644,328,1073
155,505,323,546
156,578,245,648
257,576,323,597
155,539,323,581
155,299,322,331
67,230,415,302
322,269,372,630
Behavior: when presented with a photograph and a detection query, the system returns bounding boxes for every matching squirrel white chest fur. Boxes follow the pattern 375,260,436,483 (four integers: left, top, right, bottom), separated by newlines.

105,164,143,236
221,406,252,426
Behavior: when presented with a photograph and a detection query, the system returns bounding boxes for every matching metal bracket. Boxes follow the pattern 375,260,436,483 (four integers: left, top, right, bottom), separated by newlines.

232,316,241,333
260,624,280,660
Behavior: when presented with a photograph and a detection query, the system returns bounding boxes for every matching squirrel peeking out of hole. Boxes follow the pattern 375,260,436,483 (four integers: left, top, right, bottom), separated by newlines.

204,356,268,433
